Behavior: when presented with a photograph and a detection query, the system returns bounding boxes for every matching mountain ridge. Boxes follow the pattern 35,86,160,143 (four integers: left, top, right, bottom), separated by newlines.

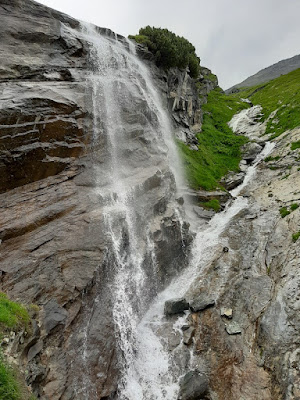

226,54,300,93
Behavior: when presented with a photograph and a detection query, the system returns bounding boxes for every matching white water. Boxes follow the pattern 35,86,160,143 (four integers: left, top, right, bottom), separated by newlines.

124,142,276,399
79,23,277,400
80,23,187,399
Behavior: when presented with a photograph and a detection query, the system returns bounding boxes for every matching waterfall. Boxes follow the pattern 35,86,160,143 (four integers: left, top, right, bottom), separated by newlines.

77,22,275,400
121,144,276,399
79,23,187,399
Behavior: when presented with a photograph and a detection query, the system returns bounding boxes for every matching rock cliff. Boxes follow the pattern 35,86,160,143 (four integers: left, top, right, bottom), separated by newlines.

1,1,299,400
0,1,198,398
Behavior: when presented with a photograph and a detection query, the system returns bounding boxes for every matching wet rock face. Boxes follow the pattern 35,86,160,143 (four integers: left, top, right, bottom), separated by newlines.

0,1,193,399
0,0,88,193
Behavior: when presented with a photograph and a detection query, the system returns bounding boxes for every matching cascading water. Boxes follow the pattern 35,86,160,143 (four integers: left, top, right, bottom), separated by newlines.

79,23,188,399
122,141,276,399
76,21,276,400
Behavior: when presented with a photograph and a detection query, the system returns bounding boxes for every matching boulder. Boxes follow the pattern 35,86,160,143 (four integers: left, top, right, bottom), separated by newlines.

220,172,245,191
241,142,263,163
183,327,195,346
178,370,208,400
190,294,215,312
164,298,189,316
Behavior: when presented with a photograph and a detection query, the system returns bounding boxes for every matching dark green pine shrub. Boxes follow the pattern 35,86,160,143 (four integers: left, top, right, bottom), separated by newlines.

129,26,200,78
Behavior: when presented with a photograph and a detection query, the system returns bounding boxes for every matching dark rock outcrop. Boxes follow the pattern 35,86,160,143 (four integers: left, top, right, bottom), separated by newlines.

164,298,189,316
178,370,208,400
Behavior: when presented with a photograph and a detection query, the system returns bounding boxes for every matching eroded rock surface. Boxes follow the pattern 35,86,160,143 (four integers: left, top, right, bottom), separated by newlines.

0,1,195,398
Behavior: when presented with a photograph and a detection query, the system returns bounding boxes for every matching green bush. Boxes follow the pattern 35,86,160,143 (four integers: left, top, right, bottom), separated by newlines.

291,141,300,150
290,203,299,211
279,207,290,218
292,232,300,242
129,26,200,78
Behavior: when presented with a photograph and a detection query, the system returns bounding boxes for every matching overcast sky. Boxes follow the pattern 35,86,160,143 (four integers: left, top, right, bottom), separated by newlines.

36,0,300,89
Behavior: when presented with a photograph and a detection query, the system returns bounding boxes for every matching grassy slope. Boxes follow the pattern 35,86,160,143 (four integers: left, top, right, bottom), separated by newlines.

235,68,300,138
178,87,249,190
0,293,32,400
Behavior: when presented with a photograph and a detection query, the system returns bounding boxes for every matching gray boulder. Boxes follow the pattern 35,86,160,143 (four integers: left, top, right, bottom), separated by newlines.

178,370,208,400
242,142,263,162
190,294,215,312
164,298,189,316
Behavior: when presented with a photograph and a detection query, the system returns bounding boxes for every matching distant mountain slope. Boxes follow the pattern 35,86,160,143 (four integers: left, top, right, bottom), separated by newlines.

231,68,300,139
226,54,300,93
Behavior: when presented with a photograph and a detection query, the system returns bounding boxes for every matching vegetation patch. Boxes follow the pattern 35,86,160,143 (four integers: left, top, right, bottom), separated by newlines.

279,207,290,218
290,203,299,211
292,232,300,242
0,293,33,400
264,155,280,162
178,88,248,190
129,26,200,77
233,68,300,137
200,198,221,212
0,293,30,331
291,141,300,150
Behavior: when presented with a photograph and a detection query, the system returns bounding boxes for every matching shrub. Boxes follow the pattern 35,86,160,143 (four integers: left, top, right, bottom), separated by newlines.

279,207,290,218
129,26,200,78
291,141,300,150
292,232,300,242
290,203,299,211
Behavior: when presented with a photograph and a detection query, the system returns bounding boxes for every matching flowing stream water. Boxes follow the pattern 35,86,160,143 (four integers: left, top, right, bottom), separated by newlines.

80,24,275,400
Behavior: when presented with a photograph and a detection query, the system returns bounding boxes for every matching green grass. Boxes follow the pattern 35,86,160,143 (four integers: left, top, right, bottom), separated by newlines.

0,294,32,400
178,88,248,190
0,293,30,331
292,232,300,242
200,198,221,212
264,155,280,162
234,68,300,138
291,141,300,150
0,355,20,400
290,203,299,211
279,207,290,218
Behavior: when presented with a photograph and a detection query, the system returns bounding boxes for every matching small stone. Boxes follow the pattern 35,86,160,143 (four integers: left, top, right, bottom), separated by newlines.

27,340,44,362
181,324,190,331
164,298,189,316
183,327,195,346
1,337,10,345
223,246,229,253
221,307,233,319
225,321,242,335
189,294,215,312
178,370,208,400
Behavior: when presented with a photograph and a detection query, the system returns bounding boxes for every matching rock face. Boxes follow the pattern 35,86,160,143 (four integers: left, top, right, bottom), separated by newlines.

0,1,197,399
156,113,300,399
